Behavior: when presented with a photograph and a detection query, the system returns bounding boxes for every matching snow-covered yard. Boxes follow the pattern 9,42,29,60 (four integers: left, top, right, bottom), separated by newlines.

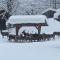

0,33,60,60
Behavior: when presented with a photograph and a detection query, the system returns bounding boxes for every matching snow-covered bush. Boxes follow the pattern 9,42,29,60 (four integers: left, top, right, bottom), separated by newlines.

54,8,60,20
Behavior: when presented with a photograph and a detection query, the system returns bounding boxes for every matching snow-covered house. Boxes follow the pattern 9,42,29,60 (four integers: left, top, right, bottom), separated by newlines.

6,15,48,35
41,8,56,18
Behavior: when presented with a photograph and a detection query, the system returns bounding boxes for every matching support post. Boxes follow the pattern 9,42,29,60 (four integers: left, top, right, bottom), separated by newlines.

16,24,21,36
38,26,41,35
36,25,41,41
35,25,41,35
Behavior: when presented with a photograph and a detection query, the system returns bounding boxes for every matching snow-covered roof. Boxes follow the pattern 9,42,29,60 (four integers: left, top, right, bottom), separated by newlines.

56,8,60,12
41,8,56,14
54,8,60,19
6,15,47,24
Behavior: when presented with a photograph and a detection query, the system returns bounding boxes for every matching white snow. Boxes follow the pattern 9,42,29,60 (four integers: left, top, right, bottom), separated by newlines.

54,8,60,19
0,33,60,60
56,8,60,13
18,26,38,34
54,13,59,19
41,18,60,34
2,30,8,32
8,28,16,35
6,15,47,24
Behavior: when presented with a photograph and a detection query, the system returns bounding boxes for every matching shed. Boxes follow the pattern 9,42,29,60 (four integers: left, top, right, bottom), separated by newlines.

6,15,48,36
41,8,56,18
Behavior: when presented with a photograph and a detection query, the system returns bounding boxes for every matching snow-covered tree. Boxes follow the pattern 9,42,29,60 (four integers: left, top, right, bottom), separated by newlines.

0,0,60,15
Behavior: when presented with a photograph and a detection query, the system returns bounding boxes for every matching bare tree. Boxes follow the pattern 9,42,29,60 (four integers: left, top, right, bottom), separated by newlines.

5,0,60,15
6,0,13,15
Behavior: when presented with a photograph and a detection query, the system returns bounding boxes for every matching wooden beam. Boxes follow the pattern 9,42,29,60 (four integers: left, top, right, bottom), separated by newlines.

15,23,48,26
16,24,21,36
38,25,41,35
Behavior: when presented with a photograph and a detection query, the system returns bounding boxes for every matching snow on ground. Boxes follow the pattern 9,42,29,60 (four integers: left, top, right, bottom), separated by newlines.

0,33,8,43
0,33,60,60
18,26,38,34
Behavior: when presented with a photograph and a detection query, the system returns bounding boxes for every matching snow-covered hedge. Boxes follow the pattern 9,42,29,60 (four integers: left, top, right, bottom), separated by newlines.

54,8,60,19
